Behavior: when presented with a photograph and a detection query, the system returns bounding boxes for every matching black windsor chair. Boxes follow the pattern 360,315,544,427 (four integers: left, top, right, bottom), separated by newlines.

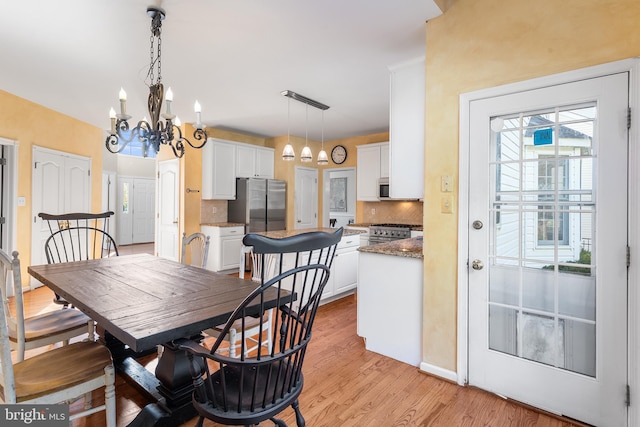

39,211,119,307
178,227,343,427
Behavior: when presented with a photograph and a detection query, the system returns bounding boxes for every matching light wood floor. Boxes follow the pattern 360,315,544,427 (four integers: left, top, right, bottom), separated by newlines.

18,247,587,426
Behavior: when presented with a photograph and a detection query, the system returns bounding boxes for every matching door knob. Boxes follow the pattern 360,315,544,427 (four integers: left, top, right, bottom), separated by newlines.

471,259,484,270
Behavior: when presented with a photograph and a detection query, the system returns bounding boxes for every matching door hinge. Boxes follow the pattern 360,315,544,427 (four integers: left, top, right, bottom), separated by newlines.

628,107,632,130
626,384,631,407
627,246,631,268
0,158,6,166
0,217,5,225
34,161,38,169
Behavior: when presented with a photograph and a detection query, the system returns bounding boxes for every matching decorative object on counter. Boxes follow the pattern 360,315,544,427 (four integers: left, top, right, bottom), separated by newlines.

105,6,208,158
331,144,347,164
280,90,330,162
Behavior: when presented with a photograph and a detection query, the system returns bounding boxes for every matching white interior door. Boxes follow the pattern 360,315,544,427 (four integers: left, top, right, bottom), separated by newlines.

468,74,628,425
31,147,91,284
157,159,179,260
295,167,318,229
132,178,155,243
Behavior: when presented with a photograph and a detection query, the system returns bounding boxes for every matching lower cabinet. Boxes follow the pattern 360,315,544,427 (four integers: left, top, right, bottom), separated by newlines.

323,234,360,300
201,225,244,272
279,234,360,304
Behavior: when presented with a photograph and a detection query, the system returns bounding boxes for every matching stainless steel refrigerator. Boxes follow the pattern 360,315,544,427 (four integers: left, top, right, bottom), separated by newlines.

228,178,286,232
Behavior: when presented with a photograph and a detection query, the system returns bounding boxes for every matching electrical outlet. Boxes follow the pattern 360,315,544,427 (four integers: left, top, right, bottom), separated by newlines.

17,197,26,207
371,208,376,215
441,175,452,192
212,207,217,214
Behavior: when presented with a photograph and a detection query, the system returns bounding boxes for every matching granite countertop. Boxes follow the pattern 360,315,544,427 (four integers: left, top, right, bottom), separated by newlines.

251,227,363,239
358,237,423,259
201,222,245,227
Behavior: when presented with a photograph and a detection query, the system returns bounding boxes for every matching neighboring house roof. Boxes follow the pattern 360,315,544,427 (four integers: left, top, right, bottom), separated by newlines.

524,115,591,139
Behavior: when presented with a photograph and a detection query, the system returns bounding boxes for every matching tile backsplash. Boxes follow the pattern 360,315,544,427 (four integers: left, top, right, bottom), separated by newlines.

361,200,423,224
201,200,228,224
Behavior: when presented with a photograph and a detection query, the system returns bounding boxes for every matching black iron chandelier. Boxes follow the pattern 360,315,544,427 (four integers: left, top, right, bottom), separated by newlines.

105,6,208,158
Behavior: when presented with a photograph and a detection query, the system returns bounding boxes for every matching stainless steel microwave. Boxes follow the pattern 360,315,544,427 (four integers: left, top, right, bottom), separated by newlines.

378,177,390,200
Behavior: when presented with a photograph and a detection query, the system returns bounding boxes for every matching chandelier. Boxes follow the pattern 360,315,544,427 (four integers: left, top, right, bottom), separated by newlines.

105,6,208,158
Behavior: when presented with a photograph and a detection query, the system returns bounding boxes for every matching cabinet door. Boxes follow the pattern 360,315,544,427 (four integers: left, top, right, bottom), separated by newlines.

333,248,359,294
356,145,381,201
212,141,237,199
236,145,256,178
255,147,274,179
380,143,390,179
220,236,243,270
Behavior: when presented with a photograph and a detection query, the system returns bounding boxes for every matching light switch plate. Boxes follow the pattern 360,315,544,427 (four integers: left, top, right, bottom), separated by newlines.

441,196,453,214
17,197,26,206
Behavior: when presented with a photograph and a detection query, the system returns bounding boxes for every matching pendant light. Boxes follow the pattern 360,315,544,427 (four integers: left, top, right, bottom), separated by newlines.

300,103,313,162
317,110,328,165
280,90,329,161
282,96,295,160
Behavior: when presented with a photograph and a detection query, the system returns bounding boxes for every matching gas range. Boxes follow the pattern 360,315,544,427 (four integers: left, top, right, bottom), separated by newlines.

369,223,419,244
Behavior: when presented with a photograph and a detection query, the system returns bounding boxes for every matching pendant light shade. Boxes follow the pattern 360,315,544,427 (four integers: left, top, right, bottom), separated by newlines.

317,110,328,165
282,96,295,161
317,149,329,164
300,103,312,162
301,145,313,162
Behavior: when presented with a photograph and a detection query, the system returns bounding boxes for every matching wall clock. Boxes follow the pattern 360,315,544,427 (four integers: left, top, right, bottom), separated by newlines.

331,145,347,164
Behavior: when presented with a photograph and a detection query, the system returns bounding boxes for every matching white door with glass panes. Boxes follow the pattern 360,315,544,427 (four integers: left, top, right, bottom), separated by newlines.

467,74,628,426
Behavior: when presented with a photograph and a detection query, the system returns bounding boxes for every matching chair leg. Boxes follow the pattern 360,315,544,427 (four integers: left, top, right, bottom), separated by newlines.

104,364,117,427
195,416,205,427
292,399,306,427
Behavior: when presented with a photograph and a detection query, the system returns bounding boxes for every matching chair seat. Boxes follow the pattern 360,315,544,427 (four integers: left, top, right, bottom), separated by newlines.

1,341,112,402
213,313,264,333
9,309,91,343
196,362,304,425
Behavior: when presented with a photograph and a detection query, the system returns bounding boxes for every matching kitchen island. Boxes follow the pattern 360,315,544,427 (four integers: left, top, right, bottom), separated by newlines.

247,227,363,304
357,237,423,366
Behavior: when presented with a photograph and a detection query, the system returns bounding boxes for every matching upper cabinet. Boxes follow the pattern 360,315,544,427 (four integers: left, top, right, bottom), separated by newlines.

237,145,274,179
202,138,237,200
202,140,275,200
388,57,425,199
356,142,389,201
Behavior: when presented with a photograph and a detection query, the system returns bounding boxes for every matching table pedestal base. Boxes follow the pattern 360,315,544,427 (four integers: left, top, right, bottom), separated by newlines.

102,331,199,426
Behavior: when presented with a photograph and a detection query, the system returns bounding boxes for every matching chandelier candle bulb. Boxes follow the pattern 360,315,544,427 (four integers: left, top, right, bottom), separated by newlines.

118,88,127,115
109,108,116,133
194,100,202,129
165,87,173,115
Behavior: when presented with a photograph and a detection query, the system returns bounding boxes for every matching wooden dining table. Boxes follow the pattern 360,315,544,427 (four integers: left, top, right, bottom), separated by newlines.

28,253,291,427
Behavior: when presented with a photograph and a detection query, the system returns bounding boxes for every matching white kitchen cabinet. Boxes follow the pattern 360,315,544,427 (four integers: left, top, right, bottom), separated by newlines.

202,225,244,272
236,144,274,179
346,226,369,246
202,138,237,200
388,58,425,199
356,142,389,201
281,233,359,304
331,234,360,295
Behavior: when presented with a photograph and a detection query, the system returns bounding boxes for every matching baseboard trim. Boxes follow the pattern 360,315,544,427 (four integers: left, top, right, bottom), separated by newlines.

419,362,459,383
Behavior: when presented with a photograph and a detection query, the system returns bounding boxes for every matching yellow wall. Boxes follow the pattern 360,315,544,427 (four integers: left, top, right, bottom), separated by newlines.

423,0,640,371
0,90,104,284
271,132,389,229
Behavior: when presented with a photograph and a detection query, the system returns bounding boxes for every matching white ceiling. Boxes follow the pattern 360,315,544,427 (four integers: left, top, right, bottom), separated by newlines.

0,0,442,142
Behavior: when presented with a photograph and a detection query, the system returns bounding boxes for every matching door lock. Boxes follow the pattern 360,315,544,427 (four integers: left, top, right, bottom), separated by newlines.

472,220,483,230
471,259,484,270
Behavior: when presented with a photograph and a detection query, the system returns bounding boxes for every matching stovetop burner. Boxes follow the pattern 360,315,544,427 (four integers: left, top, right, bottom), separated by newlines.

371,224,418,229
